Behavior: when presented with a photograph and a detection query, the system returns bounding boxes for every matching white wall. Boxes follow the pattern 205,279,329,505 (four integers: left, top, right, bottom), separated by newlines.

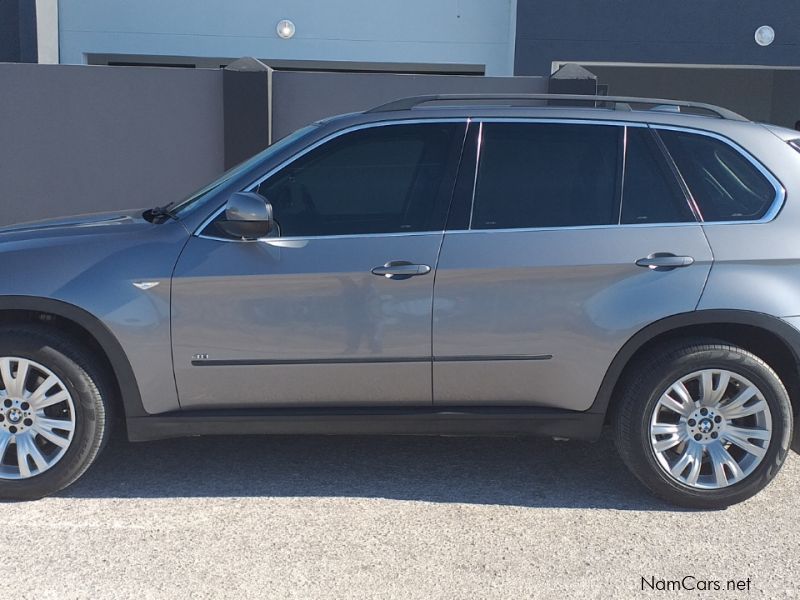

58,0,516,75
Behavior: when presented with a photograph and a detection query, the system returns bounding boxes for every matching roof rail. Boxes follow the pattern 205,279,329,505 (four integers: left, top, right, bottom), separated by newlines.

366,94,748,121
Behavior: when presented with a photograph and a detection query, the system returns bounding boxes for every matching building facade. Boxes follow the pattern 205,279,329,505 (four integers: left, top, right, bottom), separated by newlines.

58,0,518,75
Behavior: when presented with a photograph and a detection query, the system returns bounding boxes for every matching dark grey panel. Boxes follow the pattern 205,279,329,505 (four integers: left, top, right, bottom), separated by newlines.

0,0,36,63
586,66,776,123
515,1,800,75
271,71,547,140
0,63,224,226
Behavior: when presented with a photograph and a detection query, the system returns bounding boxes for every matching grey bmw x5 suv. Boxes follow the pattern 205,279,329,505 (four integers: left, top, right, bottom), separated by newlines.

1,94,799,507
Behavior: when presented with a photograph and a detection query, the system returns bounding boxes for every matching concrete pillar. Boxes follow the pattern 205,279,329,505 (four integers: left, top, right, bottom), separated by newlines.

223,57,273,169
548,63,598,105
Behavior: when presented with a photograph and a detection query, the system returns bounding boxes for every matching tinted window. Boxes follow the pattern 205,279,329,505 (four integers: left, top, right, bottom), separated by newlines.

658,129,777,222
173,124,319,218
621,128,694,224
251,123,461,237
471,123,620,230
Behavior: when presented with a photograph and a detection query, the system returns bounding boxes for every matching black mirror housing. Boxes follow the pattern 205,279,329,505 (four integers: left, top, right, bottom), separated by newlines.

219,192,273,240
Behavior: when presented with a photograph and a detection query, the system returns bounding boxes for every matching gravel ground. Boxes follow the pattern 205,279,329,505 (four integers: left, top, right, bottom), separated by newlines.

1,433,798,599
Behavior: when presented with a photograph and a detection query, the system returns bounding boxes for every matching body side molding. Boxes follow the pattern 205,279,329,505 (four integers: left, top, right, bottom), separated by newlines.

191,354,553,367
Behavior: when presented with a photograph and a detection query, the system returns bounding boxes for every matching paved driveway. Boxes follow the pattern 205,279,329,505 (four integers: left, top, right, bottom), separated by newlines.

2,434,798,599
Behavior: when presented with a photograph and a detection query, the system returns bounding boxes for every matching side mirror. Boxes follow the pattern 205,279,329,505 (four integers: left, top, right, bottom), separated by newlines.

219,192,273,240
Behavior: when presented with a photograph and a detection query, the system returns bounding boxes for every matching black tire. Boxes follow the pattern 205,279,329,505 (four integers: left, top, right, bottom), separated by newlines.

0,325,113,500
613,340,793,509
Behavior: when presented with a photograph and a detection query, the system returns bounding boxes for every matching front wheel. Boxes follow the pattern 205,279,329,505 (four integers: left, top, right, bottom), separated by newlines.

614,341,793,509
0,326,113,500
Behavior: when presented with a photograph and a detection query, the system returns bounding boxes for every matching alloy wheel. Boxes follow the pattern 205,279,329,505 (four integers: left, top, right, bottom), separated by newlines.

0,357,76,479
649,368,772,490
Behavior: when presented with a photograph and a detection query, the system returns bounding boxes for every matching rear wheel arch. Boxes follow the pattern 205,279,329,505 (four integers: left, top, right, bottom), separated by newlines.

0,296,146,420
595,310,800,435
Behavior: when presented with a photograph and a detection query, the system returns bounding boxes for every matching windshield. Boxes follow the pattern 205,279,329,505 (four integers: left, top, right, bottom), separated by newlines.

170,124,320,218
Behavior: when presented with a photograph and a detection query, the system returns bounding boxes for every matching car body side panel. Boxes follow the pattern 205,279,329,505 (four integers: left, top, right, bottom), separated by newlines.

696,126,800,317
171,233,443,408
0,212,188,414
433,225,713,410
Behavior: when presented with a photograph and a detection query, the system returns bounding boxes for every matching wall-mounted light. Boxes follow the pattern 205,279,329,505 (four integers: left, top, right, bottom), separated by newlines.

754,25,775,47
276,19,296,39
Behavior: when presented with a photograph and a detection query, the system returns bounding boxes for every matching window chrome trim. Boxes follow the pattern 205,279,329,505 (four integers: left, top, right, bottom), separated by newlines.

196,117,469,241
651,124,786,225
443,221,707,236
197,117,786,242
463,118,784,232
616,125,628,225
198,230,447,244
467,121,483,230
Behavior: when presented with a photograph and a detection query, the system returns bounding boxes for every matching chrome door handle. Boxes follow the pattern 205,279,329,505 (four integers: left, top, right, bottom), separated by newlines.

636,253,694,271
371,261,431,280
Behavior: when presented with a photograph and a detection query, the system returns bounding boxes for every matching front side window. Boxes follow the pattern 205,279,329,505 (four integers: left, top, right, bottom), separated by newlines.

657,129,777,222
471,123,620,230
251,122,462,237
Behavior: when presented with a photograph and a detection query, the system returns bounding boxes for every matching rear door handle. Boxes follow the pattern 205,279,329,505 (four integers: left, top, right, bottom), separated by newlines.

371,261,431,280
636,252,695,271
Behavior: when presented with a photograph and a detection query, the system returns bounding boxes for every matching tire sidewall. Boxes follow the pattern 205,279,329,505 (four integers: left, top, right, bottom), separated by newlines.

0,332,105,499
632,347,792,508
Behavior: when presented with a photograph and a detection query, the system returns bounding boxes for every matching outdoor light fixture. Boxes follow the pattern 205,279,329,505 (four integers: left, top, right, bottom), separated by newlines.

276,19,296,39
754,25,775,46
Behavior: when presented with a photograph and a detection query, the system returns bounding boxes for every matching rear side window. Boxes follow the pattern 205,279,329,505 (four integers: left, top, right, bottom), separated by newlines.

471,123,619,230
657,129,777,222
621,128,695,225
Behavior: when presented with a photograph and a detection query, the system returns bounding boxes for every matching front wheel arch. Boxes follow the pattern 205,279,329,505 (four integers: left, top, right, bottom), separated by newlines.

0,297,146,420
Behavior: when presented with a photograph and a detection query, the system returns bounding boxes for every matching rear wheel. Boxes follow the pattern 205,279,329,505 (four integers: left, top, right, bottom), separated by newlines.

614,341,793,508
0,326,112,500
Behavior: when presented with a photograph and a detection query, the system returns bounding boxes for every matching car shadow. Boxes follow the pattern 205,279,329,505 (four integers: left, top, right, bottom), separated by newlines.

58,433,687,511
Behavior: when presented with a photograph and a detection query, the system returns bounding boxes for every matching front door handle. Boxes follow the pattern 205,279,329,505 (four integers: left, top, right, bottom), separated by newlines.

371,261,431,280
636,252,695,271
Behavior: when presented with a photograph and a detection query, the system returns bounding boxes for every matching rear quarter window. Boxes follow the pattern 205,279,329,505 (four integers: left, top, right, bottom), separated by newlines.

656,129,777,222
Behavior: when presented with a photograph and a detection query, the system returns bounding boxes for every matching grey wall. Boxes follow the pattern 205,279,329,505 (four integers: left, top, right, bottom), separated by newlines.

771,71,800,130
0,63,224,226
588,66,775,122
586,65,800,128
271,71,547,140
515,1,800,75
1,63,546,226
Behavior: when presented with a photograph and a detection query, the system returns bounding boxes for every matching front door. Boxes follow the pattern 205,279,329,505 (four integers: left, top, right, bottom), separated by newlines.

172,120,466,409
432,121,714,411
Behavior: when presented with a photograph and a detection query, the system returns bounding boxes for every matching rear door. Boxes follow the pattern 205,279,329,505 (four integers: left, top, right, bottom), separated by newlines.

432,120,714,411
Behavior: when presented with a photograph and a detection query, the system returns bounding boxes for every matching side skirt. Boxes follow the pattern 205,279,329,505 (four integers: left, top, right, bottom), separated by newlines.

126,406,605,442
